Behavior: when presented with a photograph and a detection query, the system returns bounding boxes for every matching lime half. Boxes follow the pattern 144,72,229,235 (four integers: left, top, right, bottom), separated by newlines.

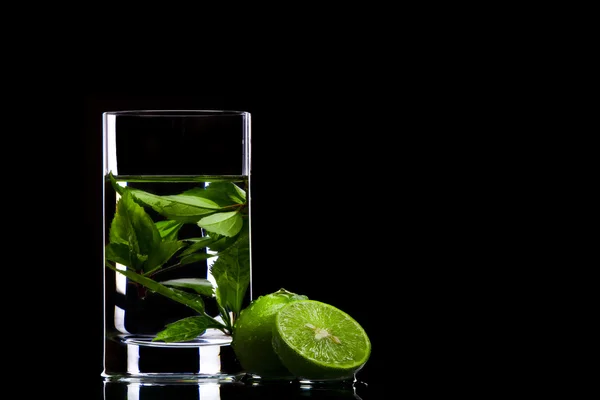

272,300,371,381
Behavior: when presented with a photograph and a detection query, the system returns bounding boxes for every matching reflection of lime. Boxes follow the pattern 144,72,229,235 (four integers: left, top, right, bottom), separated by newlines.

232,288,308,379
272,300,371,381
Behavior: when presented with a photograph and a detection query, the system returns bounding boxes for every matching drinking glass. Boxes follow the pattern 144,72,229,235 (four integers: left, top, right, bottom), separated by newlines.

101,110,251,382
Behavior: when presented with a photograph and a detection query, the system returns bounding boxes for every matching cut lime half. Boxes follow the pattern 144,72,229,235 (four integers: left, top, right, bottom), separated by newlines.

272,300,371,381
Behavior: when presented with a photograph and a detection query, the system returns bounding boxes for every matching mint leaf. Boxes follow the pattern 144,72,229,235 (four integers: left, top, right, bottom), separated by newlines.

131,188,220,223
179,252,217,266
161,278,214,297
175,236,219,266
207,233,242,252
105,243,149,270
185,182,246,205
104,242,134,267
161,194,221,209
198,211,243,237
108,190,184,274
155,220,184,240
179,237,216,257
224,182,247,204
109,190,162,271
108,172,125,195
210,229,250,317
153,315,216,342
145,240,186,274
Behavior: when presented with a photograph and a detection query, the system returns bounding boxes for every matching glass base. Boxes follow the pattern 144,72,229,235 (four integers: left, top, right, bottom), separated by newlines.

101,373,245,384
103,329,242,381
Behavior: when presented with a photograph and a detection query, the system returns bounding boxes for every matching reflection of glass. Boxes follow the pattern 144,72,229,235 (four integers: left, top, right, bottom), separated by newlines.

103,381,366,400
101,111,251,381
104,381,223,400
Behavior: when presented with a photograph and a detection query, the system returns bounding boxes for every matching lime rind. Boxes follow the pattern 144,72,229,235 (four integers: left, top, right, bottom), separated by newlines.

272,300,371,381
232,289,307,378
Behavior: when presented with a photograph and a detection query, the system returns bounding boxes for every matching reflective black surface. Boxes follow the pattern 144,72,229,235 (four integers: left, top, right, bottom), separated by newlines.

101,378,374,399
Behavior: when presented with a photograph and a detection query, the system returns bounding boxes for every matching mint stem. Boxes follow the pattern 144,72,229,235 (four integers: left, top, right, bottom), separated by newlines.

105,261,228,333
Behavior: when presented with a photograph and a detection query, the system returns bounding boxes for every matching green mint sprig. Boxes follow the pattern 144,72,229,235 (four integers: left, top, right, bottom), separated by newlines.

105,173,249,340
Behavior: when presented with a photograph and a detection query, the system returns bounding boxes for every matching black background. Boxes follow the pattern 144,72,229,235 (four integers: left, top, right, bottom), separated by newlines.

4,7,542,396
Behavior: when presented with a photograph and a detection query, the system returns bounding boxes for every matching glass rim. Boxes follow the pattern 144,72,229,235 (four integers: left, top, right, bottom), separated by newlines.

102,110,250,117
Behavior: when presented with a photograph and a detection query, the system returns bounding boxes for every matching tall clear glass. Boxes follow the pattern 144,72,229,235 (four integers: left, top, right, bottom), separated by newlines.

101,110,251,382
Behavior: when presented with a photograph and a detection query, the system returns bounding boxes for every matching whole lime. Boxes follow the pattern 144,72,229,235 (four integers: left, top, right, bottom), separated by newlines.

232,288,308,379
